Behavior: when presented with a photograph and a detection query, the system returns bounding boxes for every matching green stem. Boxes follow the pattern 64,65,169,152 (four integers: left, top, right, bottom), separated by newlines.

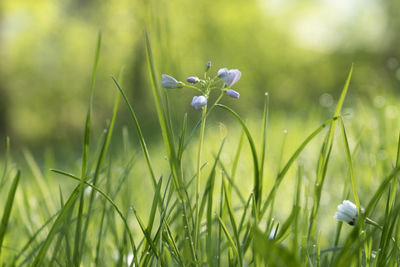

194,103,208,253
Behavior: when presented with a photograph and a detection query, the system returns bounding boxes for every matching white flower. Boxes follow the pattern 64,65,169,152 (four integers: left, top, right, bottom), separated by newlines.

161,74,180,88
217,68,241,87
334,200,363,226
191,95,207,109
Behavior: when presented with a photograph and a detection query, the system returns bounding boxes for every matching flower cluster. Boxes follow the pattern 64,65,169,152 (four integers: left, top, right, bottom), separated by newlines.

161,62,242,110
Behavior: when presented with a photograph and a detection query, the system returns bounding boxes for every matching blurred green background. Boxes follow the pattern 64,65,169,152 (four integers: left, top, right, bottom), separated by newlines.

0,0,399,152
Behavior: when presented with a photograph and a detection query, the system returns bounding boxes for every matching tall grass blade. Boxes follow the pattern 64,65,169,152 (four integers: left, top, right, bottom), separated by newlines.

0,137,10,188
308,65,353,241
340,118,360,211
259,92,269,206
216,215,239,262
260,116,340,217
0,170,20,257
222,174,243,266
144,30,196,261
216,104,260,209
112,77,157,189
73,31,102,266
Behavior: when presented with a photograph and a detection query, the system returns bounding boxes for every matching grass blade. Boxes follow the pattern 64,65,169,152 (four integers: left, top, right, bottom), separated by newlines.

0,137,10,188
0,170,20,257
51,169,138,266
144,30,196,261
260,115,340,217
259,92,269,206
222,173,243,266
216,104,260,210
340,118,360,211
73,31,102,266
308,65,353,241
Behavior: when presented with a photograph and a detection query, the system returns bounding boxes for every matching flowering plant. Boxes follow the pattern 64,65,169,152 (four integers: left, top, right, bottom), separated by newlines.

161,61,242,110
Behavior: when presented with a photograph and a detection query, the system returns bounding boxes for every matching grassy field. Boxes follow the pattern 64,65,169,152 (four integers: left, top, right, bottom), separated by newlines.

0,33,400,266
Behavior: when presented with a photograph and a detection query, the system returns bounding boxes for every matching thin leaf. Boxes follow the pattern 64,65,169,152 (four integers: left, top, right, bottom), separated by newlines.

0,170,20,256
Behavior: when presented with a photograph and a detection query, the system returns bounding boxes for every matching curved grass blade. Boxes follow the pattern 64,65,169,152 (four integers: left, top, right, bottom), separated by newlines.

80,75,121,256
217,162,246,205
32,185,80,266
216,104,260,209
130,206,160,262
0,170,20,257
308,65,353,241
51,169,138,266
260,116,340,217
112,77,157,190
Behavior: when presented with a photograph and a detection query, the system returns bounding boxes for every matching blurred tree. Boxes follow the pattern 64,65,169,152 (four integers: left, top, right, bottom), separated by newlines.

0,0,398,149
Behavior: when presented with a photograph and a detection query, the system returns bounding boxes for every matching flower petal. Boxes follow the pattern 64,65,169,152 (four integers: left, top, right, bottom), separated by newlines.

227,69,241,86
161,74,179,88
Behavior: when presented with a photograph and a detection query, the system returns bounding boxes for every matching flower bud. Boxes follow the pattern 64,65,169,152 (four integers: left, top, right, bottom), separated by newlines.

161,74,180,89
226,89,240,99
186,76,200,84
334,200,363,226
205,61,211,72
191,95,207,110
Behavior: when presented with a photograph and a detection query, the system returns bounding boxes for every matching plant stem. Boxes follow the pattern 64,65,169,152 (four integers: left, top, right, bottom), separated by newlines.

194,103,208,253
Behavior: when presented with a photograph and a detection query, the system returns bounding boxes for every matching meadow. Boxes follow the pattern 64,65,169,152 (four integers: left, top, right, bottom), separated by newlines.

0,30,399,266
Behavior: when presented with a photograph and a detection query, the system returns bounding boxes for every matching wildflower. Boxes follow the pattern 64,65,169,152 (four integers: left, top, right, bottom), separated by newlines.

191,95,207,109
226,89,240,99
186,76,200,84
334,200,363,226
161,74,182,88
217,68,241,87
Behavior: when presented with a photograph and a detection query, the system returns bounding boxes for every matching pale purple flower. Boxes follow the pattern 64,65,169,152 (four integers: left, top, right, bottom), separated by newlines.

186,76,200,84
217,68,241,87
334,200,363,226
226,89,240,99
161,74,179,88
191,96,207,109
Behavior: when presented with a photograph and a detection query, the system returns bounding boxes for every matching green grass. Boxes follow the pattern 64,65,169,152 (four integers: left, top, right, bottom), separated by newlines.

0,35,399,266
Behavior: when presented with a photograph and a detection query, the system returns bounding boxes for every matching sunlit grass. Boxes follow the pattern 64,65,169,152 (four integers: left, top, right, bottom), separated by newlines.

0,34,399,266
